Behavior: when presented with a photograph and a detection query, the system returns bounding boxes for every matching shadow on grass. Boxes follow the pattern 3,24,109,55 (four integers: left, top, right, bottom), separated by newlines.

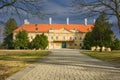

0,51,50,63
36,52,120,69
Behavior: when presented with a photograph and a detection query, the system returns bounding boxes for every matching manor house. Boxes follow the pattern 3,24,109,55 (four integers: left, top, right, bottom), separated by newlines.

13,18,93,49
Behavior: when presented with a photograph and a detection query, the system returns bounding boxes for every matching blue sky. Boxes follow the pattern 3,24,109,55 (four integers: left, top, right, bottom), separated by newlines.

0,0,97,42
0,0,96,25
0,0,120,39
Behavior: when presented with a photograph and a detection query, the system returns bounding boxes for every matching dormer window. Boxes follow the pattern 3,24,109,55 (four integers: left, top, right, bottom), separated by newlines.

35,24,38,32
36,27,38,31
36,27,38,32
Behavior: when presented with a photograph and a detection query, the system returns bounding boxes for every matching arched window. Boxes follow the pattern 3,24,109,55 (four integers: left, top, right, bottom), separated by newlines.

70,37,72,40
80,43,82,47
56,36,58,40
74,37,77,40
80,37,82,40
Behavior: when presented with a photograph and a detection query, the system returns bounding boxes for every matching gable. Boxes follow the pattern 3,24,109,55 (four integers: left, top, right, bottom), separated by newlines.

58,28,73,33
49,28,73,33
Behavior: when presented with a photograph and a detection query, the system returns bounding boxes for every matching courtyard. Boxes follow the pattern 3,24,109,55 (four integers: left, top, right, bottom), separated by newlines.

7,49,120,80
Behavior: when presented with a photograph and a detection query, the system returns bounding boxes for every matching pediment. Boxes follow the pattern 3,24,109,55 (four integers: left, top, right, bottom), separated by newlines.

49,28,73,33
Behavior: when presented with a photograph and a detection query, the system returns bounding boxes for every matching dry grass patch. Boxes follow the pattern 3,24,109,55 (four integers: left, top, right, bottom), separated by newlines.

0,50,50,80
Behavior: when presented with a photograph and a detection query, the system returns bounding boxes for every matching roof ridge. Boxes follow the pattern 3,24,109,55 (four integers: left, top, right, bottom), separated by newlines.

13,23,94,33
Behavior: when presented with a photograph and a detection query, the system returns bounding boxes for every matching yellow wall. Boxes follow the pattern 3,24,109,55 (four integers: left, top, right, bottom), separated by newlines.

13,28,86,49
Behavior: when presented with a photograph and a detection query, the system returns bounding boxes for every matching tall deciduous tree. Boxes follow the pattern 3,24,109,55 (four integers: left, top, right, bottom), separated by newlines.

4,18,17,49
72,0,120,32
112,38,120,50
83,12,114,49
14,30,29,49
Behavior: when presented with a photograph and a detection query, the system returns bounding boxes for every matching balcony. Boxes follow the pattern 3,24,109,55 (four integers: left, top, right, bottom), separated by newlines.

53,40,74,43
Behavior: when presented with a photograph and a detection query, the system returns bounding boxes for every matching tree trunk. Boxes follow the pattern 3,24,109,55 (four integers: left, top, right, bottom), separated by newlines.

116,13,120,33
117,17,120,32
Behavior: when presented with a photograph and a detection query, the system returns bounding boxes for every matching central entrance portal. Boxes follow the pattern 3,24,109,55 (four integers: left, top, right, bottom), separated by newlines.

62,42,66,48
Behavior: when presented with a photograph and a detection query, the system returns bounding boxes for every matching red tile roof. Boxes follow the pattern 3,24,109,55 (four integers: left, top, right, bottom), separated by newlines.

13,24,93,33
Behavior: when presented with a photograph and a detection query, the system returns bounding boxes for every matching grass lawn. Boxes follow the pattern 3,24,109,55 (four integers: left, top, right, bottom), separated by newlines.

0,50,50,80
81,50,120,63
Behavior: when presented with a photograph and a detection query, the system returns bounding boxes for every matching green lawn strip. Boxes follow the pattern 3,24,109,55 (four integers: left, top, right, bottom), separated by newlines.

0,50,51,80
0,50,50,62
81,51,120,63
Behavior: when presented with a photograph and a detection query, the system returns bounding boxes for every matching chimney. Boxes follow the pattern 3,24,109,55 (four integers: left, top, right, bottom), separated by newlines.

49,17,52,24
85,18,87,25
66,17,69,25
93,19,96,24
24,19,30,24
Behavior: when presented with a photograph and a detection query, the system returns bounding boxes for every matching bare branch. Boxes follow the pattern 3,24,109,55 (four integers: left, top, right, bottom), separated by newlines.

72,0,120,31
0,0,47,20
0,0,17,9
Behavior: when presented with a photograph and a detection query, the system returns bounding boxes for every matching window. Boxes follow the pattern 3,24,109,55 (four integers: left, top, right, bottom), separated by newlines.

70,37,72,40
51,36,53,40
69,43,72,46
35,27,38,32
51,43,53,46
63,36,65,40
74,44,77,46
80,37,82,40
31,36,33,39
56,36,58,40
80,43,82,47
74,37,77,40
36,27,38,31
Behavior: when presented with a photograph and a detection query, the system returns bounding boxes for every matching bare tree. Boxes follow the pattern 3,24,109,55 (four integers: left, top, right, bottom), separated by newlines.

72,0,120,31
0,0,46,19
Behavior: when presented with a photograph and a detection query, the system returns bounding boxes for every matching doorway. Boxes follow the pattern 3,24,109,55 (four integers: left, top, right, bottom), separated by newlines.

62,42,66,48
